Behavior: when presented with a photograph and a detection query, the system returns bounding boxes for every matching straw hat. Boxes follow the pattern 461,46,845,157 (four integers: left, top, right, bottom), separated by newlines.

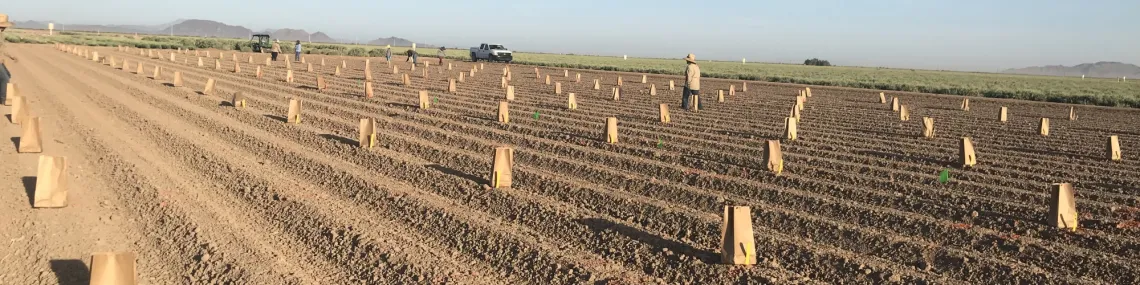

684,53,696,63
0,14,13,29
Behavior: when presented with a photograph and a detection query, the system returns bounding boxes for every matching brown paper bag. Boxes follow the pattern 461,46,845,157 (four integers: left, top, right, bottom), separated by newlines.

10,96,28,124
256,66,263,79
1049,183,1078,230
767,140,783,175
659,104,671,124
498,101,510,124
899,105,910,121
669,80,675,91
891,97,899,112
784,117,797,141
1069,106,1077,120
202,79,216,95
402,74,411,86
449,79,457,93
34,155,69,208
506,86,515,101
151,66,161,80
720,206,757,265
231,92,247,109
1039,118,1050,136
567,93,577,110
729,85,735,96
961,98,970,111
606,117,618,144
19,117,44,153
650,84,657,96
419,91,431,110
594,79,600,90
1108,136,1122,161
718,91,725,103
286,70,294,83
364,81,374,98
234,62,241,73
612,88,620,101
617,76,623,86
999,107,1008,122
555,82,561,94
135,64,143,75
491,146,514,189
335,66,342,76
922,117,934,138
172,72,184,87
215,59,222,70
317,76,327,90
358,118,376,148
545,75,551,85
287,99,302,124
90,251,137,285
641,74,647,84
4,83,17,106
960,137,977,167
879,92,886,104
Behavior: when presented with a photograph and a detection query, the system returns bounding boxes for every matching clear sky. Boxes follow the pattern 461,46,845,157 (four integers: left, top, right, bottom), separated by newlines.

7,0,1138,71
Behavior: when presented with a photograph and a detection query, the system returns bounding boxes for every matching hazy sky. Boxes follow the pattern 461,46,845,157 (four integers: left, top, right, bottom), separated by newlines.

7,0,1138,71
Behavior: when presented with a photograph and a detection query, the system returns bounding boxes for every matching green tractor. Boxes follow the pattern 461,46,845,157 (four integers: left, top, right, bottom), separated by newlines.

250,34,272,53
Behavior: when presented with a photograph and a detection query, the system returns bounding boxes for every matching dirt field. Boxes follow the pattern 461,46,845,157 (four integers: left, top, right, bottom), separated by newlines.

2,43,1138,284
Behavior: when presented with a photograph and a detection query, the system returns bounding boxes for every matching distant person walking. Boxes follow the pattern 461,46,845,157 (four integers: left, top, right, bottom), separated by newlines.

270,39,281,61
680,53,701,110
294,40,302,62
405,49,418,64
385,45,392,62
437,47,446,65
0,14,12,105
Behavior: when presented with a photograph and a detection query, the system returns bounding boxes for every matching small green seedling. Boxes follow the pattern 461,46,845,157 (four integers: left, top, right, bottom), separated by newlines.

939,168,950,184
533,111,540,120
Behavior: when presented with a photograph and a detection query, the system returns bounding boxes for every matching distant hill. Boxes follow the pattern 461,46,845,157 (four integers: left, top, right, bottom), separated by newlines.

11,18,431,46
367,37,434,48
171,19,252,38
1002,62,1140,79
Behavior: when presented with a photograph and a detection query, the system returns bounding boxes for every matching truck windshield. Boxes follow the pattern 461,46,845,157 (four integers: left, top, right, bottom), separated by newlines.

488,45,506,50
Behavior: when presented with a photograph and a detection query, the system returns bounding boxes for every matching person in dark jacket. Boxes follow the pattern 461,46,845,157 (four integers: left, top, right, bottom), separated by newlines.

437,47,446,65
0,14,12,105
405,49,418,64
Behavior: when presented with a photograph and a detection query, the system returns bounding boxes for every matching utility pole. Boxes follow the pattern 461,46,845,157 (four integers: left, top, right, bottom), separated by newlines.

170,25,173,36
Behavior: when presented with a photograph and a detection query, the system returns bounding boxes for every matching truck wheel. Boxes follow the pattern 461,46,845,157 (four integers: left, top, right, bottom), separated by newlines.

470,53,477,62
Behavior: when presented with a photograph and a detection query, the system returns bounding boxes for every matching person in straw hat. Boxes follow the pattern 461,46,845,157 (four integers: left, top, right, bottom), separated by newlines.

681,53,701,110
0,13,13,104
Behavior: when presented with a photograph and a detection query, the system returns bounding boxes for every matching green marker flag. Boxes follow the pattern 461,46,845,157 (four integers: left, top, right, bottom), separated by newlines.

939,168,950,184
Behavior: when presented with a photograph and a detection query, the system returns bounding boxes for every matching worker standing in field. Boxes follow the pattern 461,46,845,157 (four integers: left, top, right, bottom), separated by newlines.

270,40,281,61
437,47,446,65
406,49,418,64
681,53,701,110
0,14,12,105
294,40,302,62
385,45,392,62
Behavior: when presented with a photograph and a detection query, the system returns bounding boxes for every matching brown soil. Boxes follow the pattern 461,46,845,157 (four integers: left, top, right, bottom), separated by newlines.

2,44,1138,284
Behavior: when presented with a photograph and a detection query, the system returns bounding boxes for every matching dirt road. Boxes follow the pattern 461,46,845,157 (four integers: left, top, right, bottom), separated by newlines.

2,44,1138,284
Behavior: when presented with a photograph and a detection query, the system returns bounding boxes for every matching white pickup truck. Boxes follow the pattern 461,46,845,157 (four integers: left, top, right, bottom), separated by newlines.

469,44,513,63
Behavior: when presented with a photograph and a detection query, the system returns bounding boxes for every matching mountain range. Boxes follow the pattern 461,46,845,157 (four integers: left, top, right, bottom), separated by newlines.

10,18,426,47
1002,62,1140,79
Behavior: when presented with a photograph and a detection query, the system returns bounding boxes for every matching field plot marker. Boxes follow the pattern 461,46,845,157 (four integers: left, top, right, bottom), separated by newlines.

899,105,910,121
922,117,934,138
359,118,377,148
766,140,783,175
1069,107,1077,120
659,104,671,124
151,66,161,80
287,99,303,124
4,83,17,105
215,59,222,70
498,102,510,124
256,66,263,78
567,93,577,110
231,92,248,109
19,117,44,153
879,92,886,104
172,72,184,87
33,155,69,208
234,62,241,73
784,117,797,141
491,147,514,189
606,117,618,143
449,79,457,93
506,86,515,101
1039,118,1050,136
961,98,970,111
669,80,675,91
960,137,977,167
90,251,137,284
1108,136,1122,161
419,91,431,110
641,75,647,84
650,84,657,96
718,90,725,103
999,107,1008,122
202,78,216,95
891,97,900,112
1049,183,1079,231
720,206,757,265
612,88,620,101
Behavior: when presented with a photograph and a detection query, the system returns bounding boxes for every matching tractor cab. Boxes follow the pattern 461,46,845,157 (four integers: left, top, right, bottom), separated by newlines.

250,34,271,53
